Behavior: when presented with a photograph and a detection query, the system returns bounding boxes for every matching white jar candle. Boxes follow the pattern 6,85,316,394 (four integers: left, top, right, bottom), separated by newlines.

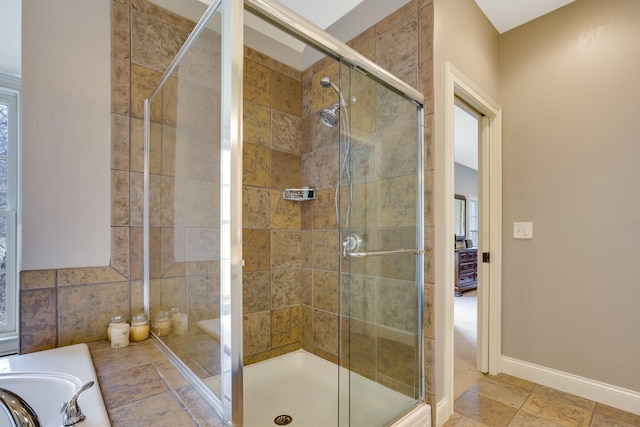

172,312,188,335
106,315,126,341
110,323,130,349
153,311,171,337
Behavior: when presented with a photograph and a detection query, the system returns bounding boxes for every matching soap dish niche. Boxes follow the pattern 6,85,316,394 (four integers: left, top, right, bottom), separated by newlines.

282,188,315,201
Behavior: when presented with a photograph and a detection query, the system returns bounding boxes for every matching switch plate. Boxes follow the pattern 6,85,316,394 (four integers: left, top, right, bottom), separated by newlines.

513,222,533,239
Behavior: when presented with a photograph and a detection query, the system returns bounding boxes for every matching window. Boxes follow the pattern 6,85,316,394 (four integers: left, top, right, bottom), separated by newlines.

468,196,478,249
0,72,20,355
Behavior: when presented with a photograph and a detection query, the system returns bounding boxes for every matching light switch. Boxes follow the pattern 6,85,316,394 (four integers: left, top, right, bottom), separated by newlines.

513,222,533,239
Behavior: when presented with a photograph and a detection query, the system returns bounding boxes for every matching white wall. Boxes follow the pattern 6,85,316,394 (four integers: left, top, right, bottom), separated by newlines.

22,0,111,270
454,162,478,198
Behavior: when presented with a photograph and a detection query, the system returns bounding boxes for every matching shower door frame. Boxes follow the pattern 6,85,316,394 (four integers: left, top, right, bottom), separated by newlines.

144,0,428,425
243,1,427,425
143,0,245,424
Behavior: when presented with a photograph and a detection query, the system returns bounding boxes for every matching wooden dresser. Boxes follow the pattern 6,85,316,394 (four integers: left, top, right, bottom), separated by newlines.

455,248,477,296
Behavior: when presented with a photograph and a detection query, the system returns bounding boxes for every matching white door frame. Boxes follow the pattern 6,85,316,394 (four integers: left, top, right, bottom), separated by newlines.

441,62,502,420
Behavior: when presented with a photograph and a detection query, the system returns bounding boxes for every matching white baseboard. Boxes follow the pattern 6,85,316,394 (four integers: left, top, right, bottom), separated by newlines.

435,397,450,427
501,356,640,416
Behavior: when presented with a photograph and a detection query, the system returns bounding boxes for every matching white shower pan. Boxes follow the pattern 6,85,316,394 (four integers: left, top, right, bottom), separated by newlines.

243,350,431,427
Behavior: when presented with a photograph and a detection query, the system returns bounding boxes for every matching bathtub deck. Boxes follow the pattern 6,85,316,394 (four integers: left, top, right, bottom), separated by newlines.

1,344,110,427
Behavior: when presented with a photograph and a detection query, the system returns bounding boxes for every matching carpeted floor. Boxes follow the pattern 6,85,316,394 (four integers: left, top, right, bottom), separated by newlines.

454,289,484,399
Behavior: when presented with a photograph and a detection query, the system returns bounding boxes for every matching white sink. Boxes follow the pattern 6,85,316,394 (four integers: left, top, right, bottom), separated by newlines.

0,344,109,427
0,372,81,427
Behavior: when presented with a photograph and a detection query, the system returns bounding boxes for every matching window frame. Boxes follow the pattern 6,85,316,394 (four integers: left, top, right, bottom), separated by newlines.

468,195,479,249
0,71,21,355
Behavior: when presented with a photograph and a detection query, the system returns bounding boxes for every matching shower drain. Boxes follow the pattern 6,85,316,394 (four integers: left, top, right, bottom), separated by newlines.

273,414,293,425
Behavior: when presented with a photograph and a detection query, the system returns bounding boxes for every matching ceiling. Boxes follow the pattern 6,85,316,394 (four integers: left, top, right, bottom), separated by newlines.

267,0,577,68
454,104,479,171
1,0,577,75
475,0,575,33
273,0,577,35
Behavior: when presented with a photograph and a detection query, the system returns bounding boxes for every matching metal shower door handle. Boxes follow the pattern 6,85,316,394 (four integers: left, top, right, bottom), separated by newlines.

346,249,424,258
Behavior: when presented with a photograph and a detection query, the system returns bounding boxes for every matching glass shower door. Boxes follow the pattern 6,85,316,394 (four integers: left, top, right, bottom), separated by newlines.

339,63,424,426
144,0,243,424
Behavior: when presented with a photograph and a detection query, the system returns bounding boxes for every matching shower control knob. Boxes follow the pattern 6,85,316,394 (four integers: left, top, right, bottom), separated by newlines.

343,233,363,253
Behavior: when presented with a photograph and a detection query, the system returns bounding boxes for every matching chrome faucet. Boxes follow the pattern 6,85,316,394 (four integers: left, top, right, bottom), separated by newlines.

0,387,41,427
60,381,94,426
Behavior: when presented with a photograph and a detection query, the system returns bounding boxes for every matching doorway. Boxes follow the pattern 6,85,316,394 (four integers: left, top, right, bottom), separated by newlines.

453,98,482,399
442,61,502,421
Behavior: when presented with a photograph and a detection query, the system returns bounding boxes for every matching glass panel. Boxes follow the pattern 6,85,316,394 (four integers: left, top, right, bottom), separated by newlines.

469,197,478,248
0,103,6,211
340,62,423,426
0,85,18,350
0,215,6,326
0,104,7,157
145,0,225,408
0,173,6,211
0,99,12,331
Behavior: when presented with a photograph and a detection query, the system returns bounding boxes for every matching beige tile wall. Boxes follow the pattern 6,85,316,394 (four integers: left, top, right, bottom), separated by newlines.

241,46,305,365
20,0,435,421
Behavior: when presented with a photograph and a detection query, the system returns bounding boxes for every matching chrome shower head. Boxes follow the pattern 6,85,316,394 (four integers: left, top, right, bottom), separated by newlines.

320,76,332,89
320,76,342,95
320,103,340,127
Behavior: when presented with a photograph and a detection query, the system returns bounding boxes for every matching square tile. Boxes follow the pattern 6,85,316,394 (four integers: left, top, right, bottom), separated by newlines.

20,270,56,290
272,110,302,155
243,270,271,313
99,363,167,409
243,143,270,188
454,390,518,427
244,100,271,147
20,288,57,353
270,190,301,229
508,411,565,427
270,230,302,269
591,403,640,427
242,229,270,271
313,309,339,355
271,269,301,308
107,391,193,426
271,149,301,190
271,70,302,116
443,412,488,426
313,270,339,313
243,311,271,356
244,58,271,107
58,282,130,345
520,385,595,427
469,376,530,409
271,306,301,348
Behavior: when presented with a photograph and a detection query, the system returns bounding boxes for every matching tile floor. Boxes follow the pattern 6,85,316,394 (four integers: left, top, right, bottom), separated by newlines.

86,291,639,427
444,372,640,426
446,291,640,427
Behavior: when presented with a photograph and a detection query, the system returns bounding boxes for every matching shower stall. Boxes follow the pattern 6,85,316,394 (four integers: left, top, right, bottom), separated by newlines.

143,0,428,425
